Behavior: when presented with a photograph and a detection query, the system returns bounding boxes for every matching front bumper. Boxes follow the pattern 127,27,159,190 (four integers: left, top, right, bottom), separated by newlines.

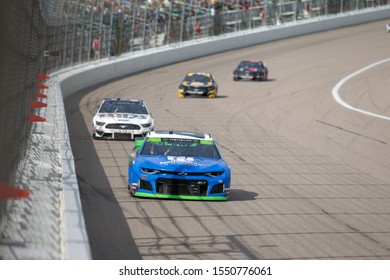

234,71,262,80
178,87,217,98
133,192,227,201
129,172,230,200
93,125,153,139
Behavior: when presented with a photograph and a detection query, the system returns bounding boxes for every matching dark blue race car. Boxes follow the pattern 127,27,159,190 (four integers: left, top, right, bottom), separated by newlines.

128,131,231,200
233,60,268,81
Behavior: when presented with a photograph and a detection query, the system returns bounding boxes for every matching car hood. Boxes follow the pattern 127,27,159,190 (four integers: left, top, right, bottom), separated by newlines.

137,155,228,172
182,81,212,87
236,67,260,72
94,113,152,123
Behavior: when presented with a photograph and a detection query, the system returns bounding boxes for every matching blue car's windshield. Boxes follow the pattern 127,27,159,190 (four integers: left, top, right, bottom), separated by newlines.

141,138,220,159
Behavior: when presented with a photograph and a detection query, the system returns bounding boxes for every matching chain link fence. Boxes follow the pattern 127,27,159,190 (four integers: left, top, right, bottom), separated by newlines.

0,0,48,232
31,0,390,74
0,0,389,238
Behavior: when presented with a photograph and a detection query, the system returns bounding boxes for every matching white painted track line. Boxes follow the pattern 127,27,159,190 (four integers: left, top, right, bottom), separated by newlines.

332,58,390,121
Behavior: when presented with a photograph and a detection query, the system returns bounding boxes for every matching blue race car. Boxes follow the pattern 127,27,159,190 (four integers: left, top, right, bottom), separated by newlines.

128,130,231,200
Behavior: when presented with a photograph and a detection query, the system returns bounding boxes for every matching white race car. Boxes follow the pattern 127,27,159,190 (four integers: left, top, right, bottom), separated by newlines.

92,98,154,140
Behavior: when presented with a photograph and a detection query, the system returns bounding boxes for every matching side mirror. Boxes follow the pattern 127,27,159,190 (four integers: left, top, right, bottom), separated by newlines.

134,138,144,151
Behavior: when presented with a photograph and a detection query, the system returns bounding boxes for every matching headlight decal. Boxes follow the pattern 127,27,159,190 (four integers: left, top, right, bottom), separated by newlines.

142,123,152,128
141,168,160,174
205,171,224,177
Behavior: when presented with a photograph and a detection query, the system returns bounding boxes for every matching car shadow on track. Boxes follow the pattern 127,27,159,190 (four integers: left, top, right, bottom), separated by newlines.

228,189,258,201
233,78,275,83
181,95,228,100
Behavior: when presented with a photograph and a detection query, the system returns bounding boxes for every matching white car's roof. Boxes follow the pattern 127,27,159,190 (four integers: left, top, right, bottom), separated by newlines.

147,130,213,141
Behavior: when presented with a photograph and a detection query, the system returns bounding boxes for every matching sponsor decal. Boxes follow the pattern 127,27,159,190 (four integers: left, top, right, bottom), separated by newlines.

190,82,204,86
147,137,161,143
160,156,202,166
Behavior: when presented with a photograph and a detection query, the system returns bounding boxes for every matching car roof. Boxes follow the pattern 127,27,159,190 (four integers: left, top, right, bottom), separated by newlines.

186,72,212,77
102,98,144,103
147,130,213,140
241,60,262,64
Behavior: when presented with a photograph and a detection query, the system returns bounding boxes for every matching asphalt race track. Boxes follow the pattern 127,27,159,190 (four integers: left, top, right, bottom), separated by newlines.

65,20,390,260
